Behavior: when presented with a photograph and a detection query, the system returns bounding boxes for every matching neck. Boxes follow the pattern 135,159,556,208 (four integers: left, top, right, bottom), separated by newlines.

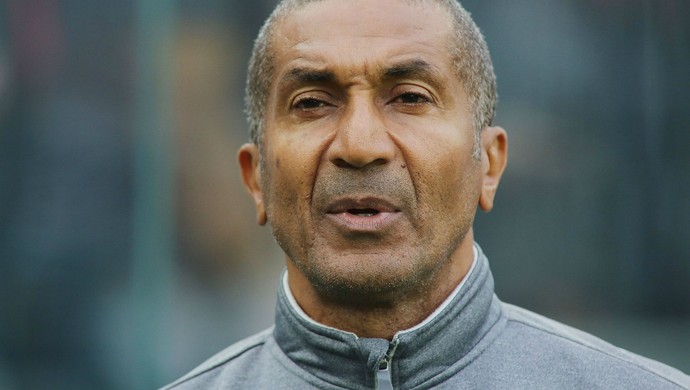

286,235,476,340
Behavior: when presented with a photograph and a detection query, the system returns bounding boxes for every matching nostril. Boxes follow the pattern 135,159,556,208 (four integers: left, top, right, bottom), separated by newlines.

333,158,356,169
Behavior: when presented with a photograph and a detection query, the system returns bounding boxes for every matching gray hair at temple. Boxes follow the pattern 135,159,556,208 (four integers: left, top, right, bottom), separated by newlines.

245,0,497,158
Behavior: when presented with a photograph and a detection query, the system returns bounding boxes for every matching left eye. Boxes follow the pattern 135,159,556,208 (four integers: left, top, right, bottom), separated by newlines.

294,97,328,109
394,92,430,104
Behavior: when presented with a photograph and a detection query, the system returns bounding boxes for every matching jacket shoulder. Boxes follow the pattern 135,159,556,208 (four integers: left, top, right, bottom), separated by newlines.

160,327,274,390
501,303,689,388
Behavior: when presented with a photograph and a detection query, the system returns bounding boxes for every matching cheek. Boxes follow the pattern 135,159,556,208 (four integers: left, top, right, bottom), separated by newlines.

412,140,481,220
414,158,480,254
265,159,300,213
432,161,477,207
262,138,316,219
398,123,476,183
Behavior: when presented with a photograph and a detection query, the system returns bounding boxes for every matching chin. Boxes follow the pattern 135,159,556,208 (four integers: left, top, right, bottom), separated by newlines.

298,250,436,305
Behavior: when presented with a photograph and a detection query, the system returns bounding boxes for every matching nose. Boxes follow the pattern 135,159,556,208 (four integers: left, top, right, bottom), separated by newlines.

327,98,396,169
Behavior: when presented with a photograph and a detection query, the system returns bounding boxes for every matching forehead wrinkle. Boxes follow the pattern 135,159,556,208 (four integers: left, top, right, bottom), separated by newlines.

279,60,380,91
275,38,453,96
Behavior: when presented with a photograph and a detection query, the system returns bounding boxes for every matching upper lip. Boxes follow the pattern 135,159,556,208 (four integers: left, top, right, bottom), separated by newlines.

325,196,400,214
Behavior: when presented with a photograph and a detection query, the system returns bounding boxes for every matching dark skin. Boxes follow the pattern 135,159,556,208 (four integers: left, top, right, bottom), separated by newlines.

239,0,507,339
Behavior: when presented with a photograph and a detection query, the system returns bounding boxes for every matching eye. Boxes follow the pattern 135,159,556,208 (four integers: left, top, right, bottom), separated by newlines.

393,92,431,104
292,97,329,110
395,92,429,104
289,93,336,119
388,87,436,114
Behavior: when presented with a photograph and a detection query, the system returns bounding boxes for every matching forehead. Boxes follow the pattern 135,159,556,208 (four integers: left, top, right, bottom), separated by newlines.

271,0,454,81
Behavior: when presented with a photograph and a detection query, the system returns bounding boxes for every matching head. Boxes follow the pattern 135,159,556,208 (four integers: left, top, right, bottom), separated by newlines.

239,0,507,307
246,0,497,158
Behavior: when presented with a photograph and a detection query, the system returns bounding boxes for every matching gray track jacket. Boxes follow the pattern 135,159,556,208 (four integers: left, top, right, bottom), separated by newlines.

163,245,689,389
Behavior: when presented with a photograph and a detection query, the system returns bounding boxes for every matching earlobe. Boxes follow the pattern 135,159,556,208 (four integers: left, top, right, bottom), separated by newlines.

479,127,508,212
238,143,267,225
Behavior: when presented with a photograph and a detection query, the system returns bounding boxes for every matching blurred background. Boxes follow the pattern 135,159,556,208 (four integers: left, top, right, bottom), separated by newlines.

0,0,688,388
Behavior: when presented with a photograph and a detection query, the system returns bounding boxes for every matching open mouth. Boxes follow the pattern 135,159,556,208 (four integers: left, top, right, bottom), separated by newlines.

347,208,380,217
324,196,402,231
325,197,398,216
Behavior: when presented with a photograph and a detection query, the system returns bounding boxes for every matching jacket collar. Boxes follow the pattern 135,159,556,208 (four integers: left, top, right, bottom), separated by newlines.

273,244,503,389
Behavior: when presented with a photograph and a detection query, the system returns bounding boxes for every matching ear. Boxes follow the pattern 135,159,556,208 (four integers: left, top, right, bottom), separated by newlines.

238,143,267,225
479,126,508,212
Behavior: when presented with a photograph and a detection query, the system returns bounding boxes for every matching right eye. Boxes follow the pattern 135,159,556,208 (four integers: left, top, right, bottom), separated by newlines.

293,97,328,110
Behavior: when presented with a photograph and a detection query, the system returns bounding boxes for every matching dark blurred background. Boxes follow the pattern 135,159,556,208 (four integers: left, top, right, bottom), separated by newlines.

0,0,688,389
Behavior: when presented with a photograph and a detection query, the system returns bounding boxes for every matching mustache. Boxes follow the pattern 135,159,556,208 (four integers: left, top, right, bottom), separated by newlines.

311,166,416,212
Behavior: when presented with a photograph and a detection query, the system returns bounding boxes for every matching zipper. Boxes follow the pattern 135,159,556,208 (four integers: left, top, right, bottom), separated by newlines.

377,338,400,389
379,337,399,370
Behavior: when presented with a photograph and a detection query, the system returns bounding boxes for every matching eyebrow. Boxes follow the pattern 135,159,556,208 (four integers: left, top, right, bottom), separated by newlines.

382,59,439,82
284,67,337,85
277,59,444,92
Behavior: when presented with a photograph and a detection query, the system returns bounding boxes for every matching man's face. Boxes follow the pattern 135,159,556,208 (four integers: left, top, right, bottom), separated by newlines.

243,0,486,302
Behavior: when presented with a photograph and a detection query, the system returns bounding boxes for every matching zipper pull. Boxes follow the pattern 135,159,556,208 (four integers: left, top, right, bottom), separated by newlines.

379,356,390,371
378,338,400,371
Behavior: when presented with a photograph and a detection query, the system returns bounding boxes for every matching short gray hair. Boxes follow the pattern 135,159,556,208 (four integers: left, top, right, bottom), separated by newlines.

245,0,497,157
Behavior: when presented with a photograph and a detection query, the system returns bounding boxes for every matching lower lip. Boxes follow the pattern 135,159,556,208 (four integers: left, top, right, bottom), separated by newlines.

325,212,401,232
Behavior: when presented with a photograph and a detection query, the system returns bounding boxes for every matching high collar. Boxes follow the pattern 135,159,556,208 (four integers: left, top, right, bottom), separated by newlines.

273,244,503,389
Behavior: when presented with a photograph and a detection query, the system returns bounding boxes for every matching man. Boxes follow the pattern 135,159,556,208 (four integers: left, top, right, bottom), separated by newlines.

164,0,690,388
